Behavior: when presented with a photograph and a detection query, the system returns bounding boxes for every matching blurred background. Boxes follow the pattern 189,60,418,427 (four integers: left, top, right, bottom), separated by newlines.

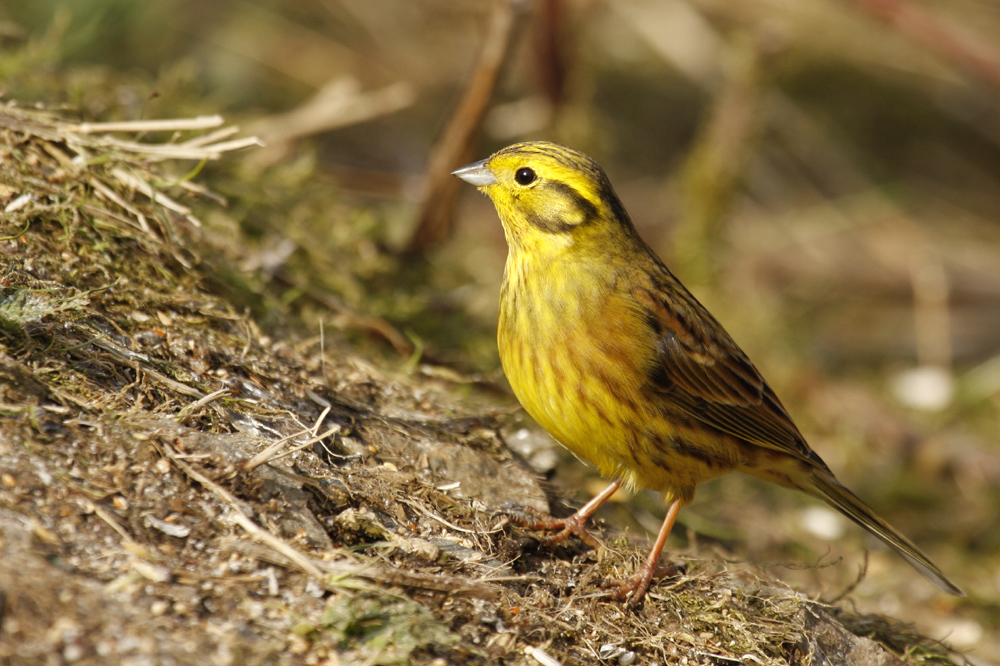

3,0,999,661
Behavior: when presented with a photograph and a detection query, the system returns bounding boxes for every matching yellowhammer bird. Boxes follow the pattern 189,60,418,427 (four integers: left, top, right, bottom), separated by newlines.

453,141,963,603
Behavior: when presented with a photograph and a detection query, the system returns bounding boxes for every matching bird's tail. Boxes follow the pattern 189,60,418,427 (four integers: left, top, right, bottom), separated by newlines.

800,470,964,596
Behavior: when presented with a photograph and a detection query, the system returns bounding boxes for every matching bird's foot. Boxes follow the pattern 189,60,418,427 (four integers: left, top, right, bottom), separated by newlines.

502,504,602,549
498,480,622,551
608,563,680,607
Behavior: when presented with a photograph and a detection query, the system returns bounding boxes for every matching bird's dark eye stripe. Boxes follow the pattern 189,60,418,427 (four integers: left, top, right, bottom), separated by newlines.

515,167,536,185
548,181,599,221
524,209,577,234
523,181,600,234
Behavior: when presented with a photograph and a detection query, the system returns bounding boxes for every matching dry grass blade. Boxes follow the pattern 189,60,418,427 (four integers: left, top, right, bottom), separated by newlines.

180,125,240,148
87,136,261,160
88,177,153,233
109,167,200,225
68,115,225,133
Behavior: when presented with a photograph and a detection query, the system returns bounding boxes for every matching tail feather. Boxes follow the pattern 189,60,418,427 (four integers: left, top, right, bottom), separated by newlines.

802,470,964,597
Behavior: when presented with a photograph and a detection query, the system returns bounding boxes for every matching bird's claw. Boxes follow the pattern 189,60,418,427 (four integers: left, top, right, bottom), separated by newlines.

503,504,602,549
607,563,680,607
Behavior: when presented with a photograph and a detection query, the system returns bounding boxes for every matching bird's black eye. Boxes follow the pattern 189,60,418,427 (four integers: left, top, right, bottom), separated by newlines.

514,167,536,185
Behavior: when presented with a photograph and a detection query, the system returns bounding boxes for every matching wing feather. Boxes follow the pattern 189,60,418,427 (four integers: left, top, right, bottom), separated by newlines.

638,273,823,468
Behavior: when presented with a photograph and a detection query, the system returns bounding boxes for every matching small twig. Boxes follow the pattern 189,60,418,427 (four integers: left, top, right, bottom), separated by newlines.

186,388,231,410
827,551,869,604
405,0,528,255
177,388,231,421
401,498,507,535
244,425,340,472
673,32,767,286
694,650,743,663
243,405,332,472
170,570,270,584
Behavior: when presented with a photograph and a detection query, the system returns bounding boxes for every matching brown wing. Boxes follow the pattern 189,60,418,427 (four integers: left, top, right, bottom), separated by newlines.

639,272,825,469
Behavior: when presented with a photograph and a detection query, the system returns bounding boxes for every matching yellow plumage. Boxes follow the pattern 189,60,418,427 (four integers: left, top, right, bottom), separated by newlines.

453,141,962,602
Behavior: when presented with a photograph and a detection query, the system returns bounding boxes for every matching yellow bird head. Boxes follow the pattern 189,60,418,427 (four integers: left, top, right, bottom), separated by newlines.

453,141,636,253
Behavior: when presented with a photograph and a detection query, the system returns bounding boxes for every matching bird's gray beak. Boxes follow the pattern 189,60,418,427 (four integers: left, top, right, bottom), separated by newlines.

452,159,496,187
